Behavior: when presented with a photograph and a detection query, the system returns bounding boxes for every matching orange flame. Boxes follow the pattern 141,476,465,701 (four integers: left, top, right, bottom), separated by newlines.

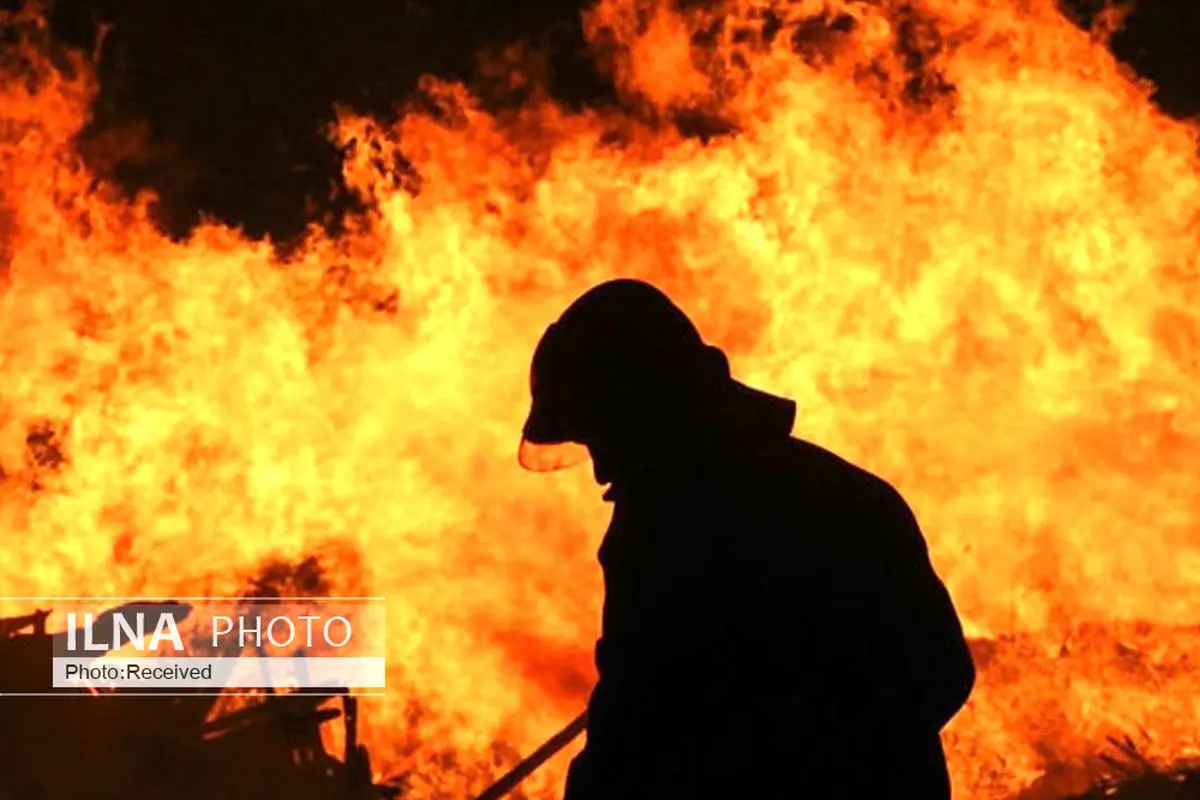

2,1,1199,797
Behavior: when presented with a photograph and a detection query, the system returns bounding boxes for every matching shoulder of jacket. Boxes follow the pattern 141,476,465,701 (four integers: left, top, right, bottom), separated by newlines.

781,437,915,514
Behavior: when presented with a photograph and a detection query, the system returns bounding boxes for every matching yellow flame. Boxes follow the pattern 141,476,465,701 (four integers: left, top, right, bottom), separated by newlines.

1,0,1199,797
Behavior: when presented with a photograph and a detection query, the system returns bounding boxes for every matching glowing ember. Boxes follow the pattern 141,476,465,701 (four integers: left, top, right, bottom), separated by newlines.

1,1,1198,798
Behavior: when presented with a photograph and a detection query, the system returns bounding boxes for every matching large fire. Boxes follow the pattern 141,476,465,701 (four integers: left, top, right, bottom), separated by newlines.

1,0,1198,797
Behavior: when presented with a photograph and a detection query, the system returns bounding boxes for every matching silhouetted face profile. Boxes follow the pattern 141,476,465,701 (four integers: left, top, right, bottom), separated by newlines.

518,279,792,486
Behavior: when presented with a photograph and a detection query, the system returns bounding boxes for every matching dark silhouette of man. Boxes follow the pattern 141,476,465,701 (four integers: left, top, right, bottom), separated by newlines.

518,279,975,799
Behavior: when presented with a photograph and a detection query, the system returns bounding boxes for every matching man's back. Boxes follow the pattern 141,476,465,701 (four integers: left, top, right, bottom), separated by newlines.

566,434,975,799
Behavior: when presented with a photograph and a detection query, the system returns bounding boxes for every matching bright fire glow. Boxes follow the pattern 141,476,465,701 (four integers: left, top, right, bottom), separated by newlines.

1,0,1198,797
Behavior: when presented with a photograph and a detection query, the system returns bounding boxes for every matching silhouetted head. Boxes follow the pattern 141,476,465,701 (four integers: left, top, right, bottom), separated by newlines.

518,279,796,485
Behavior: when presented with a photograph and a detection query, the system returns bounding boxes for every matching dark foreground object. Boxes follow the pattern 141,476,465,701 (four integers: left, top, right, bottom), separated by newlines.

473,712,588,800
519,280,976,800
1071,766,1200,800
0,607,399,800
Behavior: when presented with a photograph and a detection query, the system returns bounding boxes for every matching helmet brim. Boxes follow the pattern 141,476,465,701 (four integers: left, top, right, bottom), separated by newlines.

516,388,591,472
517,437,591,472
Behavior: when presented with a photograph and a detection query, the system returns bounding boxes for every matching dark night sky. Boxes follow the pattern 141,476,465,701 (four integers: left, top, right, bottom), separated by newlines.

5,0,1199,243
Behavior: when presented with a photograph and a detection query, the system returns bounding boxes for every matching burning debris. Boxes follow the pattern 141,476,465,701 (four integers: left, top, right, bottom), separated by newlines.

1090,736,1200,798
244,554,336,600
0,604,401,799
1036,736,1200,800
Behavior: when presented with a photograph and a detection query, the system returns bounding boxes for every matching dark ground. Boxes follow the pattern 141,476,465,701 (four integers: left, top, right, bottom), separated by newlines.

0,0,1197,244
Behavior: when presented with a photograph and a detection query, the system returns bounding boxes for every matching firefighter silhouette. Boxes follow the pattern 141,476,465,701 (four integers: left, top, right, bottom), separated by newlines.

519,278,975,799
